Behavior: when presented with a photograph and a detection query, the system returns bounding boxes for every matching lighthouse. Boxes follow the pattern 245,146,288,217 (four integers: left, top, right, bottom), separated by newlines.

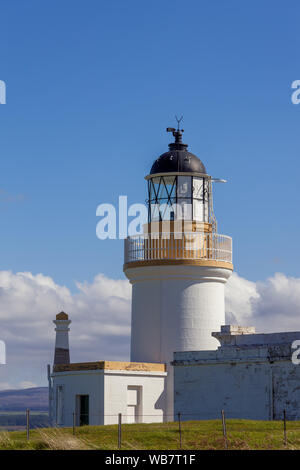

50,124,300,426
123,124,233,418
53,312,71,365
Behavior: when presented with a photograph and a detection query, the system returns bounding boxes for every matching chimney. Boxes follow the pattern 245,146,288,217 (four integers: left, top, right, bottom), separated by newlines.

53,312,71,365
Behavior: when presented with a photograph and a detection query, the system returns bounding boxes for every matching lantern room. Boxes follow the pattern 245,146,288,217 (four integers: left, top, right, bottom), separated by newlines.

124,124,232,268
145,126,214,228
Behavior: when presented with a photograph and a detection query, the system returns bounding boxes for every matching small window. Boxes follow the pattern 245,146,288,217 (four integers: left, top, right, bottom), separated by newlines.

56,385,64,425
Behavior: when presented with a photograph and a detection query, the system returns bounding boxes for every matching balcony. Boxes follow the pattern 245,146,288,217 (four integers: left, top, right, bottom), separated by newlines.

124,232,232,266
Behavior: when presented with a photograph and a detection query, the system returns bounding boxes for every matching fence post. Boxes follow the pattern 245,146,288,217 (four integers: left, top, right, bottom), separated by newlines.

118,413,122,450
178,412,182,449
73,412,76,435
26,408,30,441
221,410,228,450
283,409,287,446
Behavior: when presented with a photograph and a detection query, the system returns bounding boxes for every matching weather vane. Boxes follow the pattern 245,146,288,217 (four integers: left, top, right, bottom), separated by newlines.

175,115,183,131
166,115,184,138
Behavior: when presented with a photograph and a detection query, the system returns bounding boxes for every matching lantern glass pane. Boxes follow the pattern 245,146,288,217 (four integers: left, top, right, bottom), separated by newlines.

193,199,204,221
176,198,192,220
177,176,192,198
193,177,203,200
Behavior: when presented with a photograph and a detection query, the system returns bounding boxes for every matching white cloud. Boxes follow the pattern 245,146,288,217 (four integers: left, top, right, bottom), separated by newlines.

0,271,131,389
225,271,300,333
225,272,259,326
19,381,37,389
0,381,37,391
0,382,14,391
0,269,300,390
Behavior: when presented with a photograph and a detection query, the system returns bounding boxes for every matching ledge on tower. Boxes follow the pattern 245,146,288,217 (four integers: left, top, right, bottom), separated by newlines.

212,324,256,348
212,325,300,350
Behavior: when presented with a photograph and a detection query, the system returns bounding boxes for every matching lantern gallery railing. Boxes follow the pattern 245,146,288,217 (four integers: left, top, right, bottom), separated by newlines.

124,232,232,264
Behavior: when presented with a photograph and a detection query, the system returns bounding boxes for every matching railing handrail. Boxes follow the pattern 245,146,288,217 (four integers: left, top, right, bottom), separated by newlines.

124,232,233,264
126,232,232,240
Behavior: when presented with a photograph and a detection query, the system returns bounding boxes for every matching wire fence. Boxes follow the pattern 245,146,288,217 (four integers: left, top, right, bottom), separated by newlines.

0,408,292,450
0,410,50,433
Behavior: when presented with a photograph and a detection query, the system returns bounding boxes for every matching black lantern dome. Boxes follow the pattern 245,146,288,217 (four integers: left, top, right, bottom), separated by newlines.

150,128,207,175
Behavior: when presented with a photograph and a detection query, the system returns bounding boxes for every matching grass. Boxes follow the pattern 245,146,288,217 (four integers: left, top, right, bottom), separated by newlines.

0,419,299,450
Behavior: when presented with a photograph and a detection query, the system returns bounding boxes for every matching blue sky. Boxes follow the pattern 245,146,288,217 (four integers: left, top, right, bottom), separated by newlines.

1,0,300,388
0,0,300,286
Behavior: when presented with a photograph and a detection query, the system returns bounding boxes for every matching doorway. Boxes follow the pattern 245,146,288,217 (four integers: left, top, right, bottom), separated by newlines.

76,395,89,426
127,386,142,423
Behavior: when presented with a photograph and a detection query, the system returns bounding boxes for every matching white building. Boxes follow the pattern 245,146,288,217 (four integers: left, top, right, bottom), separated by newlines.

51,356,166,426
173,326,300,421
49,124,300,426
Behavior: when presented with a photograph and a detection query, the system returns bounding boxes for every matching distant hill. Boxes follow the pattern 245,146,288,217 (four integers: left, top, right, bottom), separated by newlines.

0,387,48,412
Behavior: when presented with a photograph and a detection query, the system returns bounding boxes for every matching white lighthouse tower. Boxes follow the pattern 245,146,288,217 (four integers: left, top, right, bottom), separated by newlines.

124,124,233,419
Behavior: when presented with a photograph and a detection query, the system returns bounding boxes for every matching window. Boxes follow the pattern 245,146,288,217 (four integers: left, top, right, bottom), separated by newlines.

147,175,210,222
193,177,203,200
192,177,209,222
56,385,64,425
177,176,192,198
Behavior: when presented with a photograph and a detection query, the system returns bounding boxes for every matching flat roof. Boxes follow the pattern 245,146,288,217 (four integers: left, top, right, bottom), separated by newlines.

53,360,166,373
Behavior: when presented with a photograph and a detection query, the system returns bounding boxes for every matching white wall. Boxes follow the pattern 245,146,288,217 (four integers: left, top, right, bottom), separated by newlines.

52,369,166,427
52,371,105,427
174,361,271,420
103,370,166,425
126,264,232,418
174,347,300,421
53,320,71,349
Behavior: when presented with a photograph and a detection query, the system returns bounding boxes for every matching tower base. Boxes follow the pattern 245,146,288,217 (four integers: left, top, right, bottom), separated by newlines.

125,263,233,419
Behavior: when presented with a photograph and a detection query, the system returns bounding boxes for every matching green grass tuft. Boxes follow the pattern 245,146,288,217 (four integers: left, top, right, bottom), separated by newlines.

0,419,299,450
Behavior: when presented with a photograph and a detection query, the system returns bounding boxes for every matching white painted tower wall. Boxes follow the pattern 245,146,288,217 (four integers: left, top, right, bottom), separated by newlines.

54,319,71,350
126,264,232,418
